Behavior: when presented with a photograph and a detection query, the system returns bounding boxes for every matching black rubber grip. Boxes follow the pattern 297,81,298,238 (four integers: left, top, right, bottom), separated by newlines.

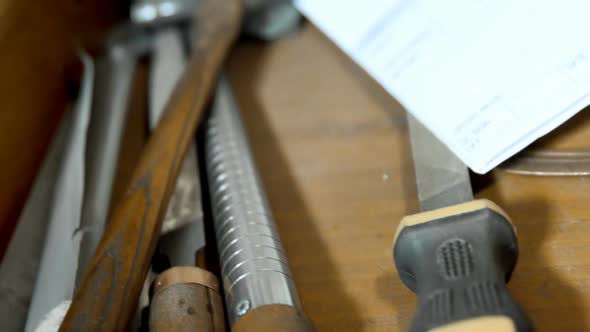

394,204,533,332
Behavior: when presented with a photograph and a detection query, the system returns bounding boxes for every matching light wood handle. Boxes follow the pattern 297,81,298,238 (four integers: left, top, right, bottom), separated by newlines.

59,0,242,330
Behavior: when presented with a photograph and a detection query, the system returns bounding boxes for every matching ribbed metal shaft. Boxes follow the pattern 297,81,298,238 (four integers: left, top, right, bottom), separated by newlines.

205,77,301,324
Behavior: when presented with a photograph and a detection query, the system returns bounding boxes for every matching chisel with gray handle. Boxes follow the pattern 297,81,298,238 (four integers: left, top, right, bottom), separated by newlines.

393,116,533,332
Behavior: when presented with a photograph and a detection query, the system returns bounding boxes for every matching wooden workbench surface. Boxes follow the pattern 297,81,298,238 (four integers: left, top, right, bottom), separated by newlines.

227,23,590,331
3,14,590,331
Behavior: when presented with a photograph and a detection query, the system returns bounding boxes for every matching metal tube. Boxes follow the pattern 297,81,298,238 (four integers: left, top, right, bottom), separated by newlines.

25,54,94,332
205,76,301,325
75,44,138,285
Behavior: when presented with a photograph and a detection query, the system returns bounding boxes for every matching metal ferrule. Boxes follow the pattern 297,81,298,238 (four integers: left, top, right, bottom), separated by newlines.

205,77,301,324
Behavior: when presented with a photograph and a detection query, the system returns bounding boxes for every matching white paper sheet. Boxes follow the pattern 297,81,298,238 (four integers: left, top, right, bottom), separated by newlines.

295,0,590,173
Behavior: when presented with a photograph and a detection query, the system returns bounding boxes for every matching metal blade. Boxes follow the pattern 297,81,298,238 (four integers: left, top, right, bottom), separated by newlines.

407,115,473,212
77,46,137,284
149,27,186,128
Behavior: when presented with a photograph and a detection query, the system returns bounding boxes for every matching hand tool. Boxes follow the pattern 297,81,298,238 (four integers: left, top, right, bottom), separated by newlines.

144,1,302,329
141,5,204,237
23,25,151,331
148,190,224,332
78,0,197,284
393,115,533,332
25,28,151,330
204,76,313,332
24,53,94,332
149,266,225,332
149,29,205,261
148,206,224,332
129,7,208,328
80,0,202,284
0,54,92,332
59,0,242,330
76,29,151,284
127,2,208,328
500,149,590,176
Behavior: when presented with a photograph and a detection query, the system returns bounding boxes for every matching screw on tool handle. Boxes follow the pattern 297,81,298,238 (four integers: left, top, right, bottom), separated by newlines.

393,199,533,332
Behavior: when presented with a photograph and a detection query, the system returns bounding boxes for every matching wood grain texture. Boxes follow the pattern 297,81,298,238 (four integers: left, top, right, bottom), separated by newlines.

233,304,314,332
59,1,242,330
109,58,150,211
0,0,120,260
227,23,590,331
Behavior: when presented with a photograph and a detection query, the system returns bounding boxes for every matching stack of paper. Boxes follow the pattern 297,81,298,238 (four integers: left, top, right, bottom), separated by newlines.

296,0,590,173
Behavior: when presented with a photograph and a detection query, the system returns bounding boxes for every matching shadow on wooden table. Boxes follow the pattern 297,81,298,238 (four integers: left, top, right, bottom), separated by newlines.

312,25,420,217
371,115,417,331
227,44,362,329
482,184,589,331
300,23,589,331
313,25,422,329
374,271,414,331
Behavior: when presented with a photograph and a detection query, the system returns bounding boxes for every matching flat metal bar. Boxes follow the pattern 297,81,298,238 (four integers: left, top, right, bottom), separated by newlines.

407,115,473,211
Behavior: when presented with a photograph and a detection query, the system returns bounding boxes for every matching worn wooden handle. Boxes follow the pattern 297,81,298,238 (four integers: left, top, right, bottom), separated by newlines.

59,1,242,330
150,267,225,332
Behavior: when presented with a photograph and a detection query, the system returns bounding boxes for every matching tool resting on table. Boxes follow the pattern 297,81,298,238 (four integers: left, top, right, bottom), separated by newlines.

140,3,219,329
393,116,533,332
205,77,314,332
149,266,224,332
59,0,242,330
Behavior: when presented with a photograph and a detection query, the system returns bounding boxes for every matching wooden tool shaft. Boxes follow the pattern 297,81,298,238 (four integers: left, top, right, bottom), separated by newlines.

150,267,225,332
59,0,242,330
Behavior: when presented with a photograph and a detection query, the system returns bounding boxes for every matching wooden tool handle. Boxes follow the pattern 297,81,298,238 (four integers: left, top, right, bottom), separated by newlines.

59,1,242,330
233,304,314,332
150,267,225,332
394,199,532,332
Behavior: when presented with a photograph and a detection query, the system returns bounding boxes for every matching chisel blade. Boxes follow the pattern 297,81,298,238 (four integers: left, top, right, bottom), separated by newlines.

407,115,473,211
